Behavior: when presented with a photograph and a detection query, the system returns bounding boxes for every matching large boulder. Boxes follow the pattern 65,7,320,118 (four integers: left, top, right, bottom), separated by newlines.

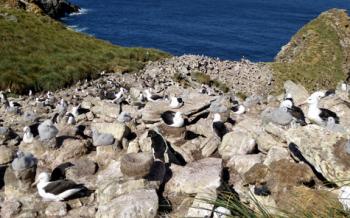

218,131,256,160
165,158,222,195
285,125,350,186
96,189,158,218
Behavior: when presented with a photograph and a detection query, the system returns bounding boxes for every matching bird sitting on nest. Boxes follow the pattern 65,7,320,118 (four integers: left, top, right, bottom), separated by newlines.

161,111,185,128
33,171,86,201
169,96,184,109
303,92,339,126
144,89,163,102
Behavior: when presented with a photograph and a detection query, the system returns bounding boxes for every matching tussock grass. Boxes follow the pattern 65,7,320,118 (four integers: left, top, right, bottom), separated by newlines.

271,10,347,93
0,8,170,93
200,188,350,218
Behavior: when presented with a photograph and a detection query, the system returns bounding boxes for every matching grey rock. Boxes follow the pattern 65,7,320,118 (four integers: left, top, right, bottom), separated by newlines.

96,189,158,218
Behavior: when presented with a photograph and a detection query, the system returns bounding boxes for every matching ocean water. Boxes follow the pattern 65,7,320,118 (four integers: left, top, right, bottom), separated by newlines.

62,0,350,62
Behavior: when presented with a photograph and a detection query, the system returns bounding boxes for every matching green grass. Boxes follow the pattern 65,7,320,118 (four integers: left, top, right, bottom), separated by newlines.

0,8,170,93
191,71,229,93
270,10,347,93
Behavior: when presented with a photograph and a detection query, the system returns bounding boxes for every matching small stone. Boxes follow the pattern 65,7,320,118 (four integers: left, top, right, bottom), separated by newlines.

1,200,22,218
45,202,67,217
0,146,14,164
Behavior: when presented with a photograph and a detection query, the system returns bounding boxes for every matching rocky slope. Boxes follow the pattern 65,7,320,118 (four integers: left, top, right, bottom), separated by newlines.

0,0,79,18
0,70,350,217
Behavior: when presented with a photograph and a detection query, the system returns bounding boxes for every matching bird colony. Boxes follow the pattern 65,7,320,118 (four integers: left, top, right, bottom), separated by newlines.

1,70,350,217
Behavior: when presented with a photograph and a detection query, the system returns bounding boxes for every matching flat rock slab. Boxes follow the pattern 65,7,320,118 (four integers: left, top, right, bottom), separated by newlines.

96,189,158,218
91,122,128,141
142,92,215,123
286,125,349,186
165,158,222,194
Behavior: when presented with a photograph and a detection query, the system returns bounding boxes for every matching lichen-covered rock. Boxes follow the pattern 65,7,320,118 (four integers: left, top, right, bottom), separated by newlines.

0,200,22,218
283,80,309,105
285,124,349,186
219,131,256,160
96,189,158,218
165,158,222,194
227,154,264,174
91,122,129,142
0,146,14,164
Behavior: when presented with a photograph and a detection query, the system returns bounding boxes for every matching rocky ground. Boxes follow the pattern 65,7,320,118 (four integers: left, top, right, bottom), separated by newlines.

1,65,350,217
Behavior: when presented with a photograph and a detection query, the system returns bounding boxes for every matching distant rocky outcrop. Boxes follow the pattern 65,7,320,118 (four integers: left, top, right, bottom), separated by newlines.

1,0,79,18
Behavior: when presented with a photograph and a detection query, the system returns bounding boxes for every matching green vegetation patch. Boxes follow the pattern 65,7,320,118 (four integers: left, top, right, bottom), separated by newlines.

0,8,170,93
271,10,347,93
191,71,229,93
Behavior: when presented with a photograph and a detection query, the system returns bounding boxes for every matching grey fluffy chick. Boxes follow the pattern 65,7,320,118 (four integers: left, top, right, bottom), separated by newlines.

92,129,115,146
12,151,37,171
38,120,58,141
262,107,293,126
117,112,132,123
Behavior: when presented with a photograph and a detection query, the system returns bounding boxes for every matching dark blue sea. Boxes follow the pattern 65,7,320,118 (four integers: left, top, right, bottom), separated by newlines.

62,0,350,62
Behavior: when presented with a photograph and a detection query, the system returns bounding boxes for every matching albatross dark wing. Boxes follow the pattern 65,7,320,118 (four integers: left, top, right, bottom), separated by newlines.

213,121,227,140
288,106,307,126
44,180,84,195
320,108,340,123
160,111,175,125
51,162,74,181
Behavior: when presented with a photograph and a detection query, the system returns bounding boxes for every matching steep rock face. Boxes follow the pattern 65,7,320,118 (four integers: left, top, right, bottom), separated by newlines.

272,9,350,92
33,0,79,18
1,0,79,18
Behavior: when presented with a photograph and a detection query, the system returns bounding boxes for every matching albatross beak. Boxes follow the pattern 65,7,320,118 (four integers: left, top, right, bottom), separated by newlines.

298,100,308,106
31,180,39,187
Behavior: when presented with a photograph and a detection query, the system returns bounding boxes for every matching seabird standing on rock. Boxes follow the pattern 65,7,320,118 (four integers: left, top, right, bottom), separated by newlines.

112,87,127,103
169,96,184,109
144,89,163,102
33,172,85,201
23,126,34,144
304,93,339,126
161,111,185,128
212,113,227,140
66,113,76,125
147,129,186,166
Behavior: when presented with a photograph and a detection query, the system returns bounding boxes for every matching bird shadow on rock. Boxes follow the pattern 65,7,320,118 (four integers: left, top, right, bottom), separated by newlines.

187,111,210,125
288,143,336,188
184,131,204,140
149,162,174,214
55,136,80,148
76,125,88,139
0,165,7,189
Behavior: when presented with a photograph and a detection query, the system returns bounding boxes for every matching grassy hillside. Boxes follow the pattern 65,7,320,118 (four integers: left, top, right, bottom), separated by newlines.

0,8,170,93
270,9,350,93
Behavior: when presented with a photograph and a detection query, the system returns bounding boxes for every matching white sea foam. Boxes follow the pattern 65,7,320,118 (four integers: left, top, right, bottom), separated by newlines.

67,25,88,33
69,8,89,16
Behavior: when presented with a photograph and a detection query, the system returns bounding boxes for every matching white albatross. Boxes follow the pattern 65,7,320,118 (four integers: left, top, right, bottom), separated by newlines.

33,172,85,201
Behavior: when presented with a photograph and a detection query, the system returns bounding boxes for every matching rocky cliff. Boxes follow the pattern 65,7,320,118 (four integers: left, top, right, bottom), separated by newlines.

0,0,79,18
